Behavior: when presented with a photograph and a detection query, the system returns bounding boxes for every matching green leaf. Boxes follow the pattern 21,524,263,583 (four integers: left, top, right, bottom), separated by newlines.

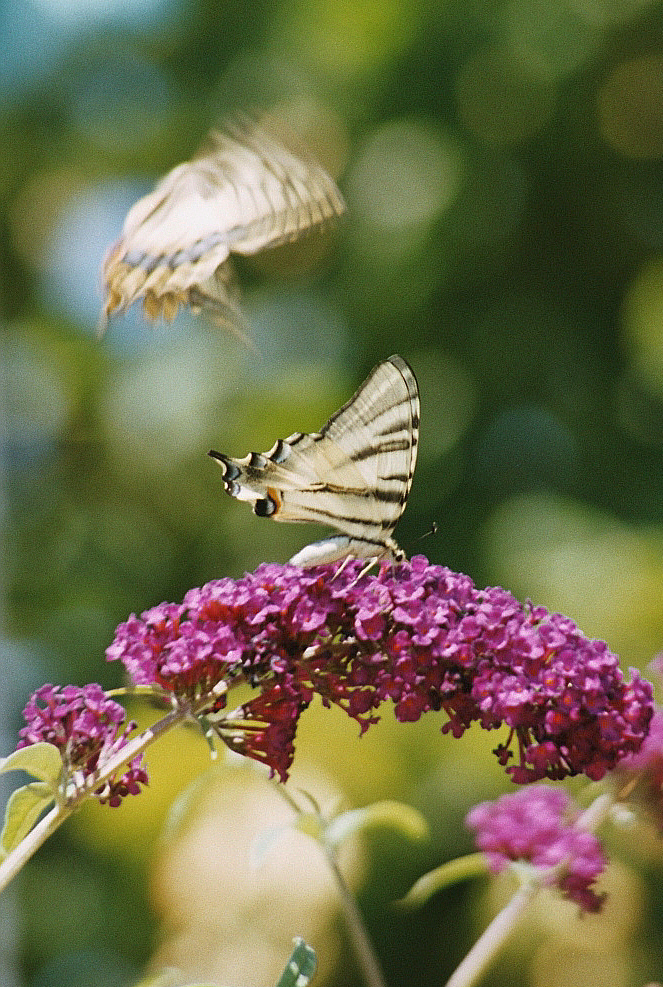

275,938,317,987
396,852,489,909
1,782,55,857
325,800,429,850
0,742,63,785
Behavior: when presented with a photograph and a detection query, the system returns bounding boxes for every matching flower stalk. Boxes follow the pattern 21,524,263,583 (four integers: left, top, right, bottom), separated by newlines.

445,878,538,987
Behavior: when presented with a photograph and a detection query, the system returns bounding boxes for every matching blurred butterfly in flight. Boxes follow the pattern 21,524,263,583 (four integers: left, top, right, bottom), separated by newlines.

209,355,419,567
100,115,345,331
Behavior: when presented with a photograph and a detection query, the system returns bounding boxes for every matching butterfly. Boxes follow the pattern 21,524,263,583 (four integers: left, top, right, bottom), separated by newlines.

209,355,419,566
100,115,345,331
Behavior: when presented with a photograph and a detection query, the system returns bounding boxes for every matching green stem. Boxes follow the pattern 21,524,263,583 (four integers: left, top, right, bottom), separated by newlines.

324,848,388,987
273,785,387,987
0,801,73,893
443,790,615,987
444,879,538,987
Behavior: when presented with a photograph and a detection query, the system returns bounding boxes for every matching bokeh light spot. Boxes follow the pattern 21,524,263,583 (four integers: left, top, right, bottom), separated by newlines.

278,0,419,77
598,55,663,159
347,118,462,232
502,0,598,79
10,172,154,339
622,254,663,395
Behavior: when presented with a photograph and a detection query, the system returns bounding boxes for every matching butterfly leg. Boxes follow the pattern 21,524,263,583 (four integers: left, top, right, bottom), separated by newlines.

346,556,379,588
330,554,356,581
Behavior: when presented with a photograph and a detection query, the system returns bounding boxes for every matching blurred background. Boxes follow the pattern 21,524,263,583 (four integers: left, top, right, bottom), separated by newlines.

2,0,663,984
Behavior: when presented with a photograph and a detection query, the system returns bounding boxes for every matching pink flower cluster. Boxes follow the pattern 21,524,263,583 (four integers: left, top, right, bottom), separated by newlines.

466,787,607,912
17,684,148,806
105,556,653,782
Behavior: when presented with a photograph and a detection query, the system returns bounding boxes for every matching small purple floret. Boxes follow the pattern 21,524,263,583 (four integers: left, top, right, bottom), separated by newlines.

466,787,607,912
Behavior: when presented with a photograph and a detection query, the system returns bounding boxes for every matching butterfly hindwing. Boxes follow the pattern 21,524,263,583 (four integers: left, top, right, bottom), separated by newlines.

209,356,420,564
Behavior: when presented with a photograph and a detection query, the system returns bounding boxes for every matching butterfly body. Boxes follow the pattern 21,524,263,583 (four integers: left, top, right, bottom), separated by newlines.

209,355,419,566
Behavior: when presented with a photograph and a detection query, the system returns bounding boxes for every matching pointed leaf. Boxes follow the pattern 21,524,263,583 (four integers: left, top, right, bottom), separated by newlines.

0,743,63,785
275,938,317,987
1,782,55,857
325,800,429,850
396,852,489,908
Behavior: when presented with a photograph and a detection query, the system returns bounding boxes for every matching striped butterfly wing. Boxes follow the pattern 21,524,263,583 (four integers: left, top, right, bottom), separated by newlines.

101,115,345,328
209,356,419,565
319,354,419,534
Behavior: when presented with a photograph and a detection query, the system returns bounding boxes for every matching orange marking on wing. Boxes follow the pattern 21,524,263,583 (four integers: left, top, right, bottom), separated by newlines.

267,486,282,515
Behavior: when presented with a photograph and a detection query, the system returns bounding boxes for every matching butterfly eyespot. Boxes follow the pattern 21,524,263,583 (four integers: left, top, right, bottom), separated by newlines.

255,493,278,517
254,486,282,517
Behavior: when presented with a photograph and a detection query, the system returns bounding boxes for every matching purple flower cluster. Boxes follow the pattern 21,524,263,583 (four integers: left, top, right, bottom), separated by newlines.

17,684,148,807
106,556,653,783
466,787,607,912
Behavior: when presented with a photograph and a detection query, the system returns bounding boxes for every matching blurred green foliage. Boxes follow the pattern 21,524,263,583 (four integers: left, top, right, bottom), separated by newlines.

2,0,663,984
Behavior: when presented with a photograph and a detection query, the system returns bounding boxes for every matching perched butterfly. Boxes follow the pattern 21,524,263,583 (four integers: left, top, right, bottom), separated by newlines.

209,355,419,566
100,115,345,330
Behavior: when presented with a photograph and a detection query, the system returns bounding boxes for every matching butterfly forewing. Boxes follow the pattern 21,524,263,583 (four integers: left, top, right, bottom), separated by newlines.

322,355,419,529
209,356,420,564
101,116,345,328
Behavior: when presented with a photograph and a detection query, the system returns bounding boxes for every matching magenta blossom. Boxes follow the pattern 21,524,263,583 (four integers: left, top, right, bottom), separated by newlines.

466,787,607,912
106,556,653,783
17,684,148,807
